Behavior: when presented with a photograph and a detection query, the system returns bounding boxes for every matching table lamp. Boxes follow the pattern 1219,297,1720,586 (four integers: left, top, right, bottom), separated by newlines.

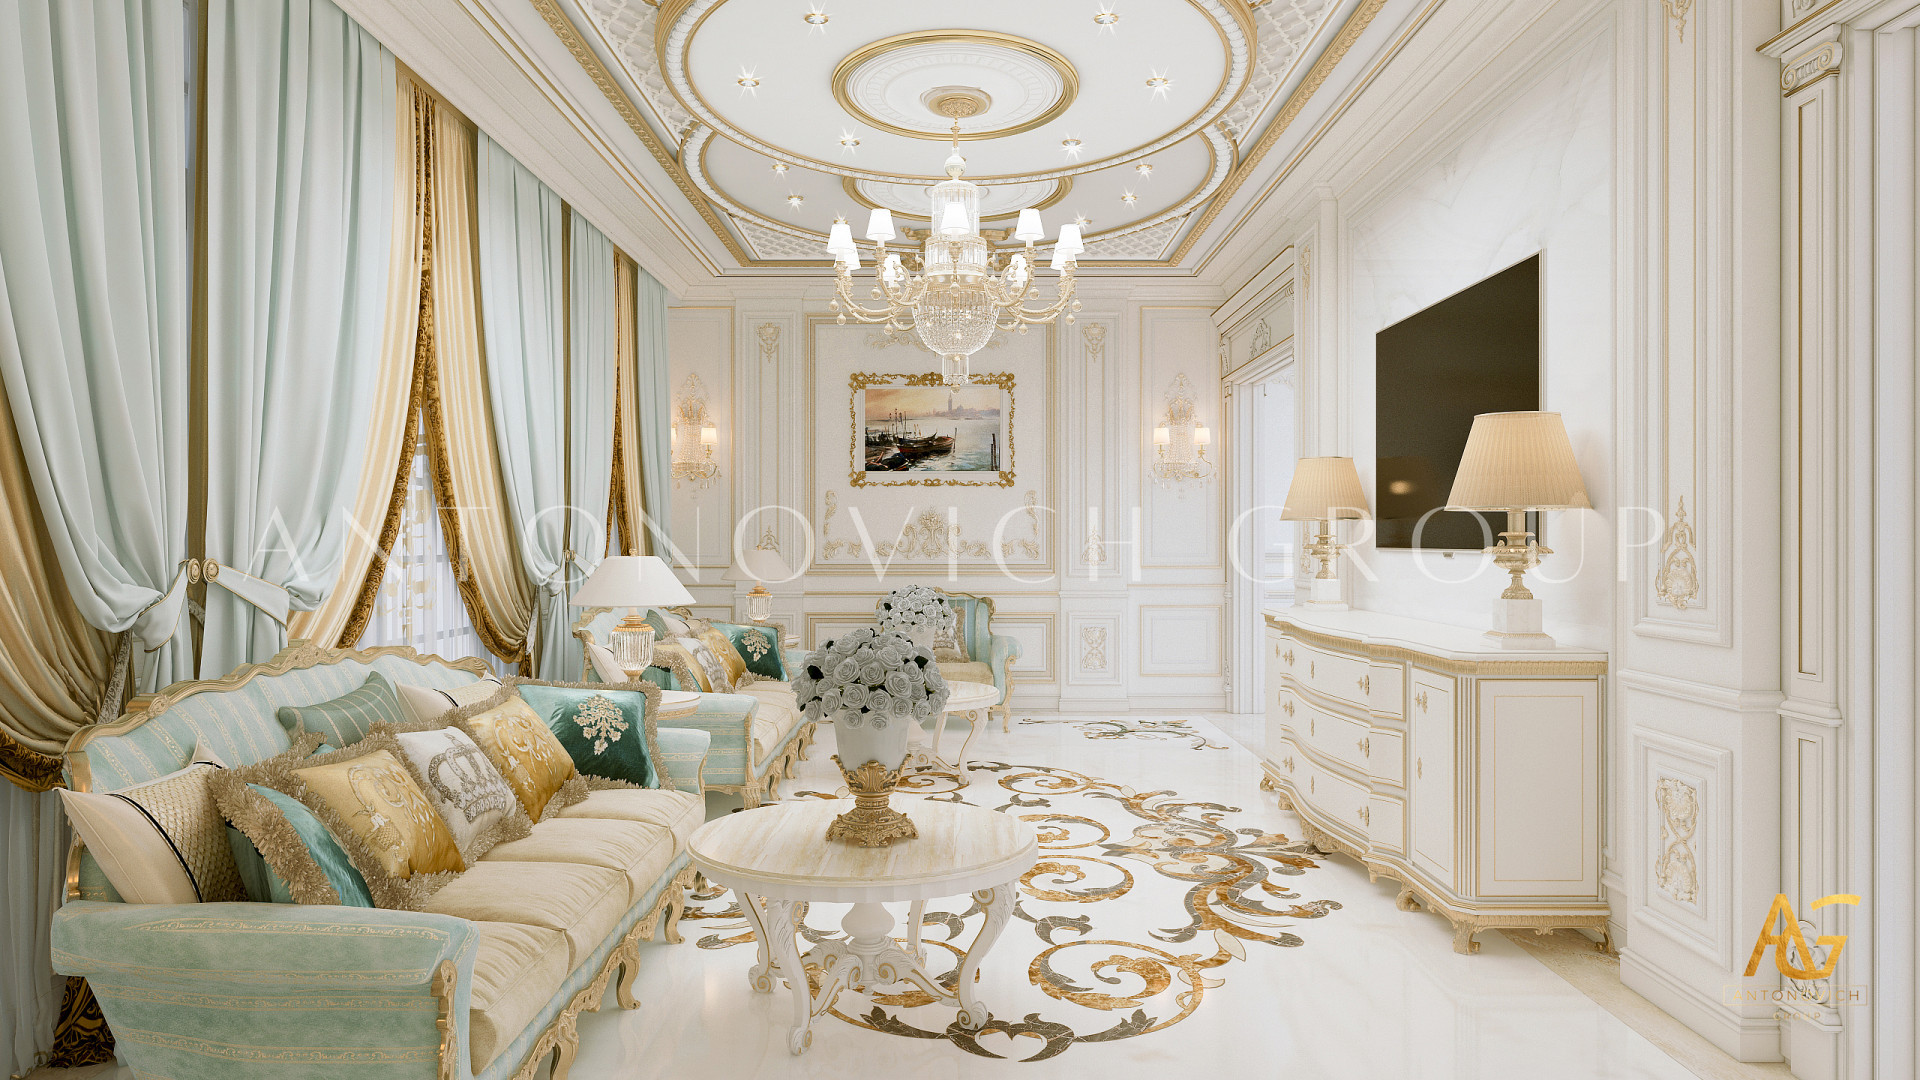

1444,411,1590,647
1281,457,1370,608
722,547,795,624
571,555,696,676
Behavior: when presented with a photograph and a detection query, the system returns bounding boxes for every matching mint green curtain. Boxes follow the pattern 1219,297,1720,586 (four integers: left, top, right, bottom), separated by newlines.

566,212,617,679
196,0,397,679
476,135,572,679
0,0,194,694
634,268,672,550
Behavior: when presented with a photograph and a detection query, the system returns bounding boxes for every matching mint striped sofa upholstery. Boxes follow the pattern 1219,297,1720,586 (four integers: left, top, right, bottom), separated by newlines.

53,641,705,1080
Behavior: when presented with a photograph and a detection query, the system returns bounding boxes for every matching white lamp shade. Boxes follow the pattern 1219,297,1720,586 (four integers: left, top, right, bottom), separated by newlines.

865,208,895,242
940,202,971,235
1281,457,1370,520
722,547,796,584
826,221,854,255
571,555,696,609
1056,223,1084,254
1444,411,1592,511
1152,425,1171,446
1049,250,1068,271
1194,426,1212,446
1014,208,1045,242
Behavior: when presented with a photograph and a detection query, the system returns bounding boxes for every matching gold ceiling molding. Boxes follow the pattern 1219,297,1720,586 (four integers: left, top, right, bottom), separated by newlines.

658,0,1247,186
830,31,1080,142
536,0,1370,269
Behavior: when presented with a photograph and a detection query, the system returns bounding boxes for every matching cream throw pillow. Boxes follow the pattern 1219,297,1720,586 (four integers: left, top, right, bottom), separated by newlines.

585,641,627,684
396,676,504,725
58,747,246,905
390,727,526,863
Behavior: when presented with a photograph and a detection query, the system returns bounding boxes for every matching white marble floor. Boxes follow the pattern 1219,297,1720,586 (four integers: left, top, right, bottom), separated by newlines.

41,712,1743,1080
571,712,1708,1080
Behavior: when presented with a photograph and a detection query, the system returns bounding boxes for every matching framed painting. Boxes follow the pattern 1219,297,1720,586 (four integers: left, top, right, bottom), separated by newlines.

849,371,1016,487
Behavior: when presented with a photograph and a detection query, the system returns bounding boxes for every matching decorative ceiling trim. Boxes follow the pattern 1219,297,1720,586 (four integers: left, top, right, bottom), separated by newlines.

830,31,1080,142
840,175,1074,224
657,0,1253,185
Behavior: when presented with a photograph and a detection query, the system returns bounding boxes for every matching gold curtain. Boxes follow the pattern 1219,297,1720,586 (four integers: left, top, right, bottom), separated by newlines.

613,253,647,556
0,381,115,791
426,97,533,670
289,68,430,649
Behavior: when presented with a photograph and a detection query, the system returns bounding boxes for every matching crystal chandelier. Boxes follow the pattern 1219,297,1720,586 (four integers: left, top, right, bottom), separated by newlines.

826,118,1082,385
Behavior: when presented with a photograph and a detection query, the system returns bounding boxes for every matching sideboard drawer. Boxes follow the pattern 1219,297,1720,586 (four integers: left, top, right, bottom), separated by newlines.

1368,793,1406,852
1302,698,1371,773
1300,641,1371,709
1368,728,1405,786
1367,662,1404,718
1410,669,1456,724
1302,757,1371,835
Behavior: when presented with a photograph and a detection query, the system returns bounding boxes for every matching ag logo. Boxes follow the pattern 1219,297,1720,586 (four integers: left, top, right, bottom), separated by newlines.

1743,893,1860,979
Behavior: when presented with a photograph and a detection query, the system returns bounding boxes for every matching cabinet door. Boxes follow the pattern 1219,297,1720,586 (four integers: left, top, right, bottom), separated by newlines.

1408,672,1457,882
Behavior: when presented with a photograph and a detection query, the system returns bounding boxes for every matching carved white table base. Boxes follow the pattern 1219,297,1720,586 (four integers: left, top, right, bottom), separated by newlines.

907,680,1001,777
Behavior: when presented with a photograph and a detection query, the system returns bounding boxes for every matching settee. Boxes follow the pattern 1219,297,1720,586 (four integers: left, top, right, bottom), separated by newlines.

877,590,1022,729
51,642,706,1080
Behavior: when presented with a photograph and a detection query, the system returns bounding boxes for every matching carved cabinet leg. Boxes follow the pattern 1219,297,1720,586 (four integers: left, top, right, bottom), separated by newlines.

1451,922,1481,955
1395,889,1423,913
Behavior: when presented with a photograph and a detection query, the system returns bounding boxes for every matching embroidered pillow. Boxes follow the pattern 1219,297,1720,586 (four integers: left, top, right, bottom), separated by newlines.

708,620,787,681
688,621,750,689
517,682,665,789
276,735,467,909
59,747,246,905
386,725,530,862
277,672,409,747
447,689,586,821
674,635,735,693
650,639,711,692
211,734,378,907
395,675,505,725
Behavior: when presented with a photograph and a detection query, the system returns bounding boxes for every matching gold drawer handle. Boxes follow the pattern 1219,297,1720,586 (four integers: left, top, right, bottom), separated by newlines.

1359,675,1371,695
1359,805,1370,826
1417,757,1424,779
1359,737,1370,757
1283,650,1295,666
1415,690,1429,712
1281,699,1295,717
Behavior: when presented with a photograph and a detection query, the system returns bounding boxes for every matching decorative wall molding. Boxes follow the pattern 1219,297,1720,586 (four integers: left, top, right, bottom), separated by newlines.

1661,0,1694,42
1251,318,1273,355
1081,323,1107,364
1081,626,1109,672
1780,40,1843,96
1655,497,1700,610
816,489,1044,562
756,322,780,363
1083,524,1108,567
1654,777,1701,904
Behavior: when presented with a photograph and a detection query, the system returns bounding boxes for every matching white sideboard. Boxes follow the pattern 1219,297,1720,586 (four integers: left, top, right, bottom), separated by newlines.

1261,608,1608,953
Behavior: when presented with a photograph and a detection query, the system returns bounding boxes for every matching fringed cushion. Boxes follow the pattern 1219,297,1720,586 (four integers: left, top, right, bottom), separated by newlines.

60,747,247,905
386,725,532,864
444,685,587,822
515,680,666,790
209,733,384,907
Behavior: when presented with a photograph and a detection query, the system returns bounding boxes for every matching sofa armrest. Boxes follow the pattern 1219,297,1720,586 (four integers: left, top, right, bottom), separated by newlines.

659,693,760,779
656,726,711,794
55,901,478,1080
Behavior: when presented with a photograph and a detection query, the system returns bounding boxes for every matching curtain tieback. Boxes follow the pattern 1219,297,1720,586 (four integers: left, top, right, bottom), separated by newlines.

201,560,292,626
538,551,580,598
127,559,201,653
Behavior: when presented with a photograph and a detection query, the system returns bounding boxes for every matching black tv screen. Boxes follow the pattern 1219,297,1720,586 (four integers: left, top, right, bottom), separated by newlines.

1374,255,1540,550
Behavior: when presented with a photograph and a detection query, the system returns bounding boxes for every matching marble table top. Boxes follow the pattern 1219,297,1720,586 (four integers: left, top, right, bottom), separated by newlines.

941,680,1000,712
688,800,1038,903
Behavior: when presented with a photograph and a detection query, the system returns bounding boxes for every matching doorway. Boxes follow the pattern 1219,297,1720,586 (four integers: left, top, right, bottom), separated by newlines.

1225,359,1298,715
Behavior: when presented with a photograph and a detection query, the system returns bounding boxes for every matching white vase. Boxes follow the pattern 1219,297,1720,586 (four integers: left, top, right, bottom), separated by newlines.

831,706,912,771
826,705,917,846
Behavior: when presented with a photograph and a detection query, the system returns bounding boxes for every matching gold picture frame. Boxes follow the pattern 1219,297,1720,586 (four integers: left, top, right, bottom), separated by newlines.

849,371,1016,487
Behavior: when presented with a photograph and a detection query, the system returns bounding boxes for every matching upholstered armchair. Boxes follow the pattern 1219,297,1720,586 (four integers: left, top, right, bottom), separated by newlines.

877,589,1020,729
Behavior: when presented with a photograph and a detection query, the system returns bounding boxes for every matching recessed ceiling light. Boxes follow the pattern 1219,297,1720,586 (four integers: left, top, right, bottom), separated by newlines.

1121,190,1138,206
787,194,805,209
1093,5,1120,31
839,131,861,154
737,69,760,96
1060,136,1084,161
1074,214,1093,227
770,161,789,175
1135,162,1154,178
803,5,829,31
1145,71,1171,100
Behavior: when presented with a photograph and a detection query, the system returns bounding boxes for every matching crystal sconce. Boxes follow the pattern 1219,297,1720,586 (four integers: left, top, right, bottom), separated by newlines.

670,374,719,491
1150,373,1214,488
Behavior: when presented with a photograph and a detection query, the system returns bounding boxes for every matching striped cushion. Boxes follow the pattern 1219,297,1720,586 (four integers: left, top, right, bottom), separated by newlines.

275,672,409,748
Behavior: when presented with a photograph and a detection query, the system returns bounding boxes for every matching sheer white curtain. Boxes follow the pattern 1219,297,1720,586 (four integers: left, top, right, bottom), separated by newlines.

356,432,507,675
1,784,64,1076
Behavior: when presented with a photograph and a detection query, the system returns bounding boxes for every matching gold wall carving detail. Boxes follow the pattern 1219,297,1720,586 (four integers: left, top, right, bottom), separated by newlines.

1780,40,1844,96
1080,626,1109,672
1080,323,1107,363
756,322,780,363
1654,497,1700,610
818,489,1043,563
1653,777,1700,905
1661,0,1694,42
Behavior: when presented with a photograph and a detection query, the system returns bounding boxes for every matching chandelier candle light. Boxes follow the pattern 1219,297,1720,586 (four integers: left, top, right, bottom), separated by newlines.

571,556,697,678
827,105,1081,386
1281,456,1371,609
1444,411,1592,648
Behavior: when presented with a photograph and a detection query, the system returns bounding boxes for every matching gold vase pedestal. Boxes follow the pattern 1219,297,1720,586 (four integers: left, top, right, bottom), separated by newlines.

825,756,917,847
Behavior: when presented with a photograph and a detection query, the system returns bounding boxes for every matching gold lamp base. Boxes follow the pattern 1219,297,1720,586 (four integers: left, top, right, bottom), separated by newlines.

825,756,918,847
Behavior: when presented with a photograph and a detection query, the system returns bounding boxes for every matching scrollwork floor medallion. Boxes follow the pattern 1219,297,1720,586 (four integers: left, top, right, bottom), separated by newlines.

1021,716,1228,751
680,760,1340,1060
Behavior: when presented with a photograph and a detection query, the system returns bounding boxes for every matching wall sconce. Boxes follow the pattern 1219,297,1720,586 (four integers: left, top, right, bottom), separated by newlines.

670,374,720,491
1150,373,1214,489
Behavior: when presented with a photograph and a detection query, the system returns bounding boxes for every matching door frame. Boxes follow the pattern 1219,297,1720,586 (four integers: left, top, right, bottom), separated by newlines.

1223,347,1299,715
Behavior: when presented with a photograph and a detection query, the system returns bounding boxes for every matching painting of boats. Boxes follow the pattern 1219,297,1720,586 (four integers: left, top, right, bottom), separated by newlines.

853,376,1013,485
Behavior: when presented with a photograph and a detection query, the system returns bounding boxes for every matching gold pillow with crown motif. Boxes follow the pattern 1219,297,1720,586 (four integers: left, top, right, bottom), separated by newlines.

449,693,584,821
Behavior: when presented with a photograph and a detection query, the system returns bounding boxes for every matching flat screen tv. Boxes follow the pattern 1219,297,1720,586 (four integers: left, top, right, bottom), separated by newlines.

1374,255,1540,550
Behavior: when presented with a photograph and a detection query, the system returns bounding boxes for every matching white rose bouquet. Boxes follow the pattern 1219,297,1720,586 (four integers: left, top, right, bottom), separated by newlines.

876,585,956,641
793,626,949,730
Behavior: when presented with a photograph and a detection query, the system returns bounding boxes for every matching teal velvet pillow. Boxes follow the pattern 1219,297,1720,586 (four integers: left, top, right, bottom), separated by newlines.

709,620,786,680
519,684,660,789
640,666,682,692
249,784,375,907
276,672,408,748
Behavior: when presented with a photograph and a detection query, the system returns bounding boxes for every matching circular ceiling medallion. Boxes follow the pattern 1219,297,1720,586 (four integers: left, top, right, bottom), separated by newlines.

845,175,1071,223
832,31,1079,141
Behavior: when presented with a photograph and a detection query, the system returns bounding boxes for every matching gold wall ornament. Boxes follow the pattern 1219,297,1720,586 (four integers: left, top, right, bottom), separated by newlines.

848,370,1016,488
1780,40,1844,97
1081,322,1107,363
1081,626,1109,671
756,322,781,363
1661,0,1694,41
1149,373,1215,489
826,755,917,846
1251,318,1272,355
670,373,720,491
1083,523,1107,566
1655,497,1700,610
1653,777,1701,904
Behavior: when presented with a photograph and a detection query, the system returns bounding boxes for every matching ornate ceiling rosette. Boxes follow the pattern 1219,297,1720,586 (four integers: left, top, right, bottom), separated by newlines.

574,0,1356,265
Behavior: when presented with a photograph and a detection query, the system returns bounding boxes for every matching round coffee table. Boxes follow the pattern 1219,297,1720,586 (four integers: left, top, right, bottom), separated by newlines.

687,799,1037,1054
908,680,1001,777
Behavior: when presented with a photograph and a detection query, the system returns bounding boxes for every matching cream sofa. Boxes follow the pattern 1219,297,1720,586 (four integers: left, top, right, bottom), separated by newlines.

51,642,706,1080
